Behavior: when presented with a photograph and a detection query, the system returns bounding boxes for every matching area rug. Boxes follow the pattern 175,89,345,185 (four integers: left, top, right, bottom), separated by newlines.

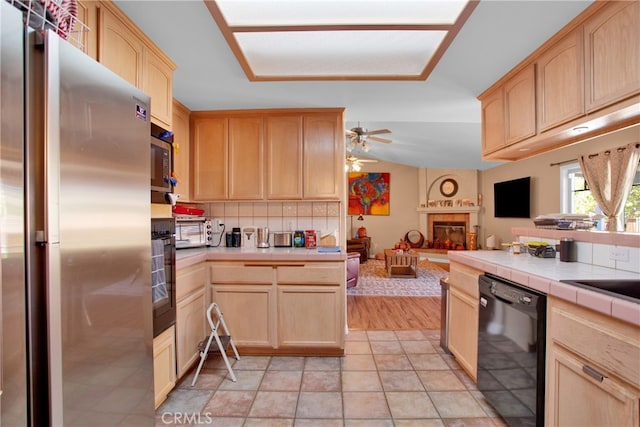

347,259,447,297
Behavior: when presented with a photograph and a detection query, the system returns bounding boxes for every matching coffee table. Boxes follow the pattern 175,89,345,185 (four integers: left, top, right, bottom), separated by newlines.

384,249,419,278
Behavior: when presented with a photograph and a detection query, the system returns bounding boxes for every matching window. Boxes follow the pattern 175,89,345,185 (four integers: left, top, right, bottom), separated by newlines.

561,162,640,230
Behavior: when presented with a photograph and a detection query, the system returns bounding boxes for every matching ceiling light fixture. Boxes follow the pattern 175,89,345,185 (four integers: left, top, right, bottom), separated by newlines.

207,0,478,82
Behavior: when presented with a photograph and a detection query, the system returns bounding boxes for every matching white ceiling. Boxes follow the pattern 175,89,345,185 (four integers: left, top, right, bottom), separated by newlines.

114,0,594,171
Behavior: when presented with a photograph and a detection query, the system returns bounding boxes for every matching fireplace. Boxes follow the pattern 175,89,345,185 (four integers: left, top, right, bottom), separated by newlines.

432,221,466,249
425,212,472,250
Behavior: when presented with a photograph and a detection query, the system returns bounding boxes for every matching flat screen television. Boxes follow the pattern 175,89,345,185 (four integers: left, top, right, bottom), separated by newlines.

494,176,531,218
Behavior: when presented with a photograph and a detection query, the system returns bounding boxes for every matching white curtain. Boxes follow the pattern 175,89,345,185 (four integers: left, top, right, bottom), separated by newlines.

578,143,640,231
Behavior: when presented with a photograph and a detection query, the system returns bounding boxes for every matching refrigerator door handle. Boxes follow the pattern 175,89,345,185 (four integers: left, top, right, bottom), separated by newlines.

46,242,63,426
44,34,61,245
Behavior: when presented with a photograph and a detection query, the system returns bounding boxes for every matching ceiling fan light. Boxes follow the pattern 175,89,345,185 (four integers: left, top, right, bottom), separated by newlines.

362,142,370,152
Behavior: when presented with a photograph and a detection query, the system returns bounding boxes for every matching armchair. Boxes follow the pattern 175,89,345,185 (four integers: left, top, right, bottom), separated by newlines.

346,252,360,288
346,237,371,263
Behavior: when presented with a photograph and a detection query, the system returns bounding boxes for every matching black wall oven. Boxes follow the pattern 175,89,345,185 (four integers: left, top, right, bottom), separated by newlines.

151,218,176,337
477,273,546,427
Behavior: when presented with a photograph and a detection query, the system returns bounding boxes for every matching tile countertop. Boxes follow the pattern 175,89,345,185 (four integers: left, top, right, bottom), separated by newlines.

176,246,346,269
448,250,640,326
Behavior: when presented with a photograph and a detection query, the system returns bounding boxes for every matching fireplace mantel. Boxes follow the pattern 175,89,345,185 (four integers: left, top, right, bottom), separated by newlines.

416,206,481,214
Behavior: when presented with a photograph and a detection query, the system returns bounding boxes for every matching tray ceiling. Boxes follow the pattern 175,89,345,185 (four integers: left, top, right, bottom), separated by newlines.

206,0,478,81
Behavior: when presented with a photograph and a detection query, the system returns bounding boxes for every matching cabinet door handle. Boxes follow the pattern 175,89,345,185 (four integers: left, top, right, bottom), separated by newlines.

582,364,606,382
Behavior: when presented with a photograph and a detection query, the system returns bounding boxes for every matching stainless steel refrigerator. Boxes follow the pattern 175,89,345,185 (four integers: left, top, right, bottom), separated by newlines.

1,2,155,424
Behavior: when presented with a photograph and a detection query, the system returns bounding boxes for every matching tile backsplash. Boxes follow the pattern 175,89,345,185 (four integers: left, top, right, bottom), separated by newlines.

514,228,640,273
204,201,342,240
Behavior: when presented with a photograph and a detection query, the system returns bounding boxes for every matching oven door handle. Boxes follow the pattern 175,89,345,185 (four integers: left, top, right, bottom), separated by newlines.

153,237,173,246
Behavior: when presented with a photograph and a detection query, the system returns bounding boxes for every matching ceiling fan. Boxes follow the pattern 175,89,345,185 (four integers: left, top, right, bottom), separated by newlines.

345,123,392,152
345,155,378,172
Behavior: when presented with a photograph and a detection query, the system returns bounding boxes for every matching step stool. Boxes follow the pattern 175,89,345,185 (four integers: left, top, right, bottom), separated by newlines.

191,303,240,386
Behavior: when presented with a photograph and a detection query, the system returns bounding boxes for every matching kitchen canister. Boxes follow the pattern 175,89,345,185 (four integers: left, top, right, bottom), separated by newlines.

231,227,241,247
511,242,523,255
304,230,317,249
293,230,305,248
560,238,577,262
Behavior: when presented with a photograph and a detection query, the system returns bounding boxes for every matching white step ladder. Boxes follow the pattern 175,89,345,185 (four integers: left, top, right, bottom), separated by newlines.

191,303,240,386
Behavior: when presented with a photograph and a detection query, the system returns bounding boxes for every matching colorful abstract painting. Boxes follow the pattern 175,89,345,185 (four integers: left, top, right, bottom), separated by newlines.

348,172,390,215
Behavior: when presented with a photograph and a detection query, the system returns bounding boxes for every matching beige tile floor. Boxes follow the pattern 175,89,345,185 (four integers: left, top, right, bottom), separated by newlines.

156,329,507,426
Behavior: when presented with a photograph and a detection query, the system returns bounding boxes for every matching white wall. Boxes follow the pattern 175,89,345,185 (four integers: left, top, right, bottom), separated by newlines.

350,160,419,256
480,125,640,246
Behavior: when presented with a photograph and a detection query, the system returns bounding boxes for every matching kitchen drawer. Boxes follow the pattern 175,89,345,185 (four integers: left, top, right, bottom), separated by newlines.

209,262,273,284
176,263,206,301
549,297,640,389
277,262,343,284
449,261,481,299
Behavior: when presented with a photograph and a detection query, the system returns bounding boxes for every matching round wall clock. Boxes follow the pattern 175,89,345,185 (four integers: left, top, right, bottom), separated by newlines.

440,178,458,197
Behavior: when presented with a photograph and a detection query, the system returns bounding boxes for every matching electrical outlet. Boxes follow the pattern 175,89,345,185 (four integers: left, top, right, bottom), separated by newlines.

609,246,629,262
212,218,224,232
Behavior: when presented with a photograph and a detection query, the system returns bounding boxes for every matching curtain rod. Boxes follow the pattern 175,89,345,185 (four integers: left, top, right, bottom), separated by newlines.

550,143,640,167
549,158,577,167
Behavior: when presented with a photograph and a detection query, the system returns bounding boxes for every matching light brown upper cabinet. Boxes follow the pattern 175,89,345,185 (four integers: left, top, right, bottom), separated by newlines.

191,114,264,201
303,113,343,200
97,2,176,129
143,48,174,130
99,6,143,88
584,1,640,113
72,1,97,59
481,87,506,154
191,115,228,201
191,109,344,202
504,65,537,145
536,28,584,132
172,100,191,202
228,116,264,200
480,65,536,155
266,115,304,199
479,1,640,161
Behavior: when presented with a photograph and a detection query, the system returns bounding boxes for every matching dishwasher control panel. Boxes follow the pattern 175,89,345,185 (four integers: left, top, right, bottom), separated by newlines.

480,274,542,307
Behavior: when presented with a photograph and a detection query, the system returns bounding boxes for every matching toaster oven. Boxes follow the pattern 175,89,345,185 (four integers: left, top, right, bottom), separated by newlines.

273,231,292,247
175,217,213,249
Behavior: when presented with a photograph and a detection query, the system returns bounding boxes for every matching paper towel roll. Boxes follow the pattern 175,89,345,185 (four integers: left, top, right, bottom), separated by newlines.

486,235,496,250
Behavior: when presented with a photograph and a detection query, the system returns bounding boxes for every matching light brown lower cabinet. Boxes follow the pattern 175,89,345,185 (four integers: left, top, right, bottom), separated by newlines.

448,286,478,381
546,296,640,426
278,285,342,348
175,262,207,379
210,284,275,348
547,345,639,426
153,325,176,409
176,288,206,378
209,261,345,355
447,262,481,382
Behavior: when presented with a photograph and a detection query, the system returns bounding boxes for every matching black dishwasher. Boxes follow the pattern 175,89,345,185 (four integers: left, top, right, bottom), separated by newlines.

477,274,546,427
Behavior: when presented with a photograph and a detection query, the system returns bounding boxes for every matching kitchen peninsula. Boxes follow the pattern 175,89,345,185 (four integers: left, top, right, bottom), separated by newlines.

446,235,640,426
174,246,346,381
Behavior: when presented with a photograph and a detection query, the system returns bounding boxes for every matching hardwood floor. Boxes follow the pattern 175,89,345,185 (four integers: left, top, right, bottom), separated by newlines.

347,296,441,330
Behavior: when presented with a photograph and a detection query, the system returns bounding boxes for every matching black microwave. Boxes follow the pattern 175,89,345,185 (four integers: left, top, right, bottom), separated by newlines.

151,123,174,203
